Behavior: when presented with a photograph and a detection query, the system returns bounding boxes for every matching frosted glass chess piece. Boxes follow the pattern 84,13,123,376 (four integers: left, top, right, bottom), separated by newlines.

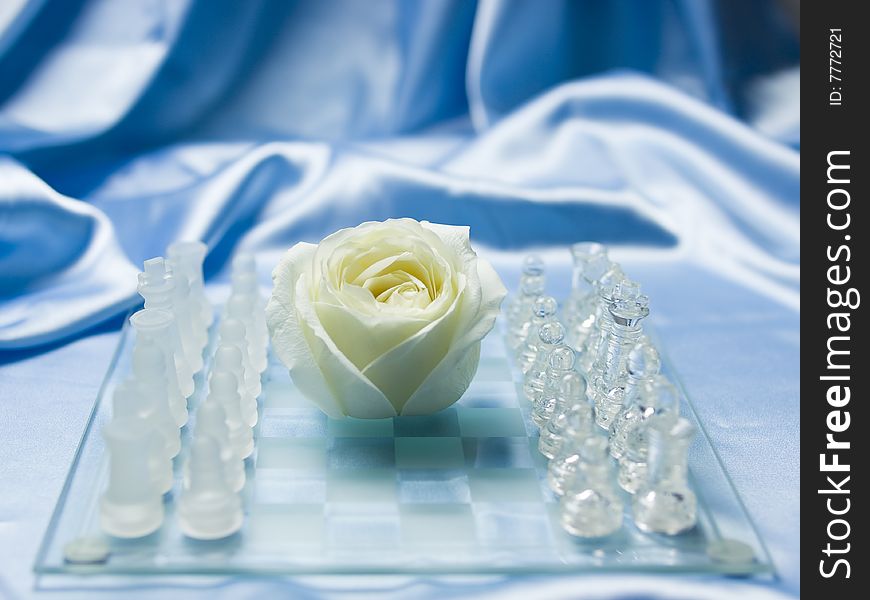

589,282,650,430
167,256,208,357
140,257,203,374
100,408,165,538
230,268,268,372
564,243,608,346
560,436,624,538
190,398,245,492
532,345,578,429
167,240,212,328
506,255,545,325
224,294,267,376
132,334,188,430
208,371,254,459
547,411,598,496
177,436,244,540
109,380,175,495
632,417,697,534
219,318,261,398
576,262,625,375
522,321,565,404
232,251,257,279
130,308,193,402
539,372,589,459
136,260,196,396
213,344,258,427
506,275,546,353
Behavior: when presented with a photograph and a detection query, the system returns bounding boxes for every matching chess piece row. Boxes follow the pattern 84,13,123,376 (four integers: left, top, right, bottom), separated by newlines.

100,248,268,540
507,245,698,538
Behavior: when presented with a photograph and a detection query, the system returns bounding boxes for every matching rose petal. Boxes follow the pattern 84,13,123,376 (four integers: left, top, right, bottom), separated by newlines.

362,274,468,411
400,257,506,415
267,243,397,419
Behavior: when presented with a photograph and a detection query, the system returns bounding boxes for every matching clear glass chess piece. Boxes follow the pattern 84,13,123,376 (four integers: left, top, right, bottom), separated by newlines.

559,436,624,537
538,372,590,459
521,321,565,404
589,282,649,430
506,275,546,353
517,296,559,373
532,345,577,429
564,243,608,346
617,399,678,495
608,340,663,459
506,254,545,325
632,417,697,535
576,261,625,375
547,413,598,496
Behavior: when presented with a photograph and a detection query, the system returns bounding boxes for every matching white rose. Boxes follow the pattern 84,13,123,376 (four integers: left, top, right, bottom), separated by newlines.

266,218,506,419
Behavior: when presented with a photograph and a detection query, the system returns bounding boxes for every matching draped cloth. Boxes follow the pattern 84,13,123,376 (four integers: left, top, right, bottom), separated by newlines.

0,1,799,598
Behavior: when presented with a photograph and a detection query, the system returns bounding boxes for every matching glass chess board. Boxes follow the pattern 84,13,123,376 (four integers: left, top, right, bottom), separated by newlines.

34,309,774,578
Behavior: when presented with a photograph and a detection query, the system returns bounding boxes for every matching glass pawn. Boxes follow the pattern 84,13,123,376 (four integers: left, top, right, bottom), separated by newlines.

521,321,565,404
177,436,243,540
190,398,246,493
231,267,269,372
517,295,559,372
506,275,546,352
617,401,678,495
559,436,624,538
213,343,258,427
632,417,697,535
219,318,261,398
208,370,254,459
506,255,545,325
547,411,598,496
608,340,662,459
538,372,589,459
532,345,577,429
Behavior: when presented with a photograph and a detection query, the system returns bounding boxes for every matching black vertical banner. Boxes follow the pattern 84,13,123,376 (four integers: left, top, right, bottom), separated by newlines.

804,2,867,597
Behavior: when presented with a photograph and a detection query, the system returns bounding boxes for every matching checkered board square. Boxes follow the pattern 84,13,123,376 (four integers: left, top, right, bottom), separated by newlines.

249,323,565,560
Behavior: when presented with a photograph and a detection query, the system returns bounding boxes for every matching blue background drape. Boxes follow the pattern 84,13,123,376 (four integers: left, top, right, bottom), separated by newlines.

0,1,799,598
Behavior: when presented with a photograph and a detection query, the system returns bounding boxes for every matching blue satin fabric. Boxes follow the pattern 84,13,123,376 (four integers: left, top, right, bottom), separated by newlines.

0,1,799,598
